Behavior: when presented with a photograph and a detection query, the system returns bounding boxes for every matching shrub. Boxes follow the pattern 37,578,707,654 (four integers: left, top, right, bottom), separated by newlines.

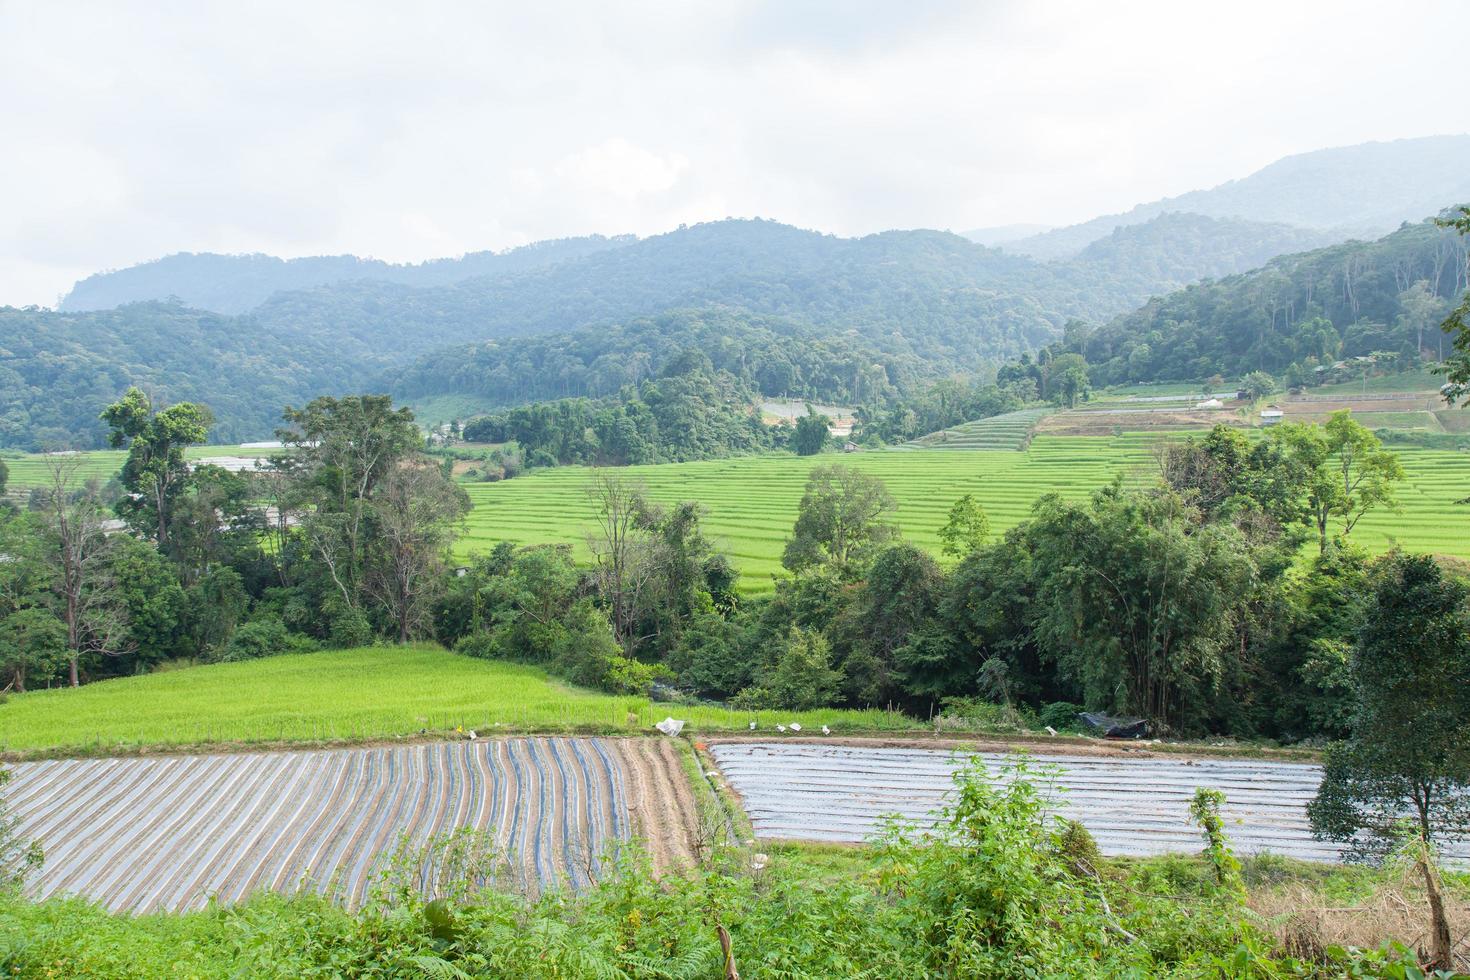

1037,701,1086,732
329,609,375,649
217,619,319,662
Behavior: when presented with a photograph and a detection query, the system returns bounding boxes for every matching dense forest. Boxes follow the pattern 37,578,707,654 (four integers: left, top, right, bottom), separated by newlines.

1075,215,1470,385
395,309,908,408
459,352,779,466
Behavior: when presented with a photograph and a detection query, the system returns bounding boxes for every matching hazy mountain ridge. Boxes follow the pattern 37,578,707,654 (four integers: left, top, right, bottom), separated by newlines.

58,235,636,314
999,135,1470,260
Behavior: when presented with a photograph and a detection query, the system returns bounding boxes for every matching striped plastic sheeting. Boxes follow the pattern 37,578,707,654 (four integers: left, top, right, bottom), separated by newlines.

4,738,628,912
708,742,1470,864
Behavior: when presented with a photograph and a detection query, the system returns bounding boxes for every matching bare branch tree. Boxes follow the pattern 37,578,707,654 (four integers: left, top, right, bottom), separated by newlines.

38,456,131,686
586,471,657,652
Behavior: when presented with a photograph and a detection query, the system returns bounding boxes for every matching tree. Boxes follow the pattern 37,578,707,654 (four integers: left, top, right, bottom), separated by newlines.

790,406,832,456
0,607,67,693
1024,487,1259,729
1044,353,1089,408
364,460,471,643
1238,371,1278,401
1396,279,1448,359
734,627,843,710
1433,205,1470,405
36,458,130,686
100,387,213,549
937,494,990,557
781,465,897,576
586,473,658,652
1308,553,1470,969
1323,411,1404,542
1269,413,1403,553
843,543,944,705
277,395,422,628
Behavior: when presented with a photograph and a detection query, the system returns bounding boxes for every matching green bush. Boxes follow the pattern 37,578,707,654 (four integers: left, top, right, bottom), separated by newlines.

217,619,318,662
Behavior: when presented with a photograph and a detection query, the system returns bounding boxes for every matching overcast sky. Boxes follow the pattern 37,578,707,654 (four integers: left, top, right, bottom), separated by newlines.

2,0,1466,307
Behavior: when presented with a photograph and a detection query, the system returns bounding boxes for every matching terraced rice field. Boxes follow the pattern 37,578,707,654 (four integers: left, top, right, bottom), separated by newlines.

0,444,285,491
5,737,698,912
708,742,1470,864
461,435,1470,592
895,407,1051,450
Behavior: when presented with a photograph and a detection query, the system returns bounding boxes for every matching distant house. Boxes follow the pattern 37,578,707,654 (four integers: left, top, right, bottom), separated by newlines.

1259,406,1285,426
843,442,860,453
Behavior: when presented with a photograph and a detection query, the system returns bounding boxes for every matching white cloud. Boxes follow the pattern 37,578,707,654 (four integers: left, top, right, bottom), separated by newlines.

0,0,1466,305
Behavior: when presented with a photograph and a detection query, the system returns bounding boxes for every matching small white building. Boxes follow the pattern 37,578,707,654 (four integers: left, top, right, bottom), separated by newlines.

1259,406,1285,426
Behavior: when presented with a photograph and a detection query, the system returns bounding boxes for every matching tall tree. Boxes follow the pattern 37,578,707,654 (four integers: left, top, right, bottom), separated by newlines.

100,387,213,549
1043,353,1090,408
36,458,130,686
790,406,832,456
781,465,898,576
1269,413,1403,553
364,460,470,643
586,472,657,651
277,395,422,626
1024,486,1259,729
1308,553,1470,970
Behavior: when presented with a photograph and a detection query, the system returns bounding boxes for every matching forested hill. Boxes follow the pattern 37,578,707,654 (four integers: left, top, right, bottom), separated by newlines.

1004,135,1470,260
0,302,353,449
1078,216,1470,386
246,220,1084,358
58,235,634,314
392,309,913,409
7,209,1470,450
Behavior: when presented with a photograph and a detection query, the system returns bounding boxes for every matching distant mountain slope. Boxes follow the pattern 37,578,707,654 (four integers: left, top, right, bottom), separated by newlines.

1069,213,1340,288
958,223,1052,246
247,219,1084,360
1008,135,1470,260
58,235,635,314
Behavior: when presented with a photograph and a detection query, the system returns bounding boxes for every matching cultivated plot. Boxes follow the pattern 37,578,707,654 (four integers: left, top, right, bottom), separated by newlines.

5,737,697,913
707,742,1470,864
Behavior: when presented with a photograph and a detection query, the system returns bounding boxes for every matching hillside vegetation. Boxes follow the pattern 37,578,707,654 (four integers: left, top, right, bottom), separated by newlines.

1080,216,1470,385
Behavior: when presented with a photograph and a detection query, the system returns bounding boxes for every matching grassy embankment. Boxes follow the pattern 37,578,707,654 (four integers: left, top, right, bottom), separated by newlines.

0,646,917,757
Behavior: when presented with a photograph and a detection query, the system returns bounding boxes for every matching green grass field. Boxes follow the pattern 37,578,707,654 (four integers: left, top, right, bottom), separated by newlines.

0,646,917,755
461,434,1470,592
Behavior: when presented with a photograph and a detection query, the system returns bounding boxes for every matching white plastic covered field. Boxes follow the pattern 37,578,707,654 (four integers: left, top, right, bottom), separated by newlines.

6,737,697,912
708,741,1470,864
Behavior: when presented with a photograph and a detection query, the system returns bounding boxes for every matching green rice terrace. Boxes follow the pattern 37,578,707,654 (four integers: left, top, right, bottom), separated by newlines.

461,434,1470,592
893,407,1052,450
